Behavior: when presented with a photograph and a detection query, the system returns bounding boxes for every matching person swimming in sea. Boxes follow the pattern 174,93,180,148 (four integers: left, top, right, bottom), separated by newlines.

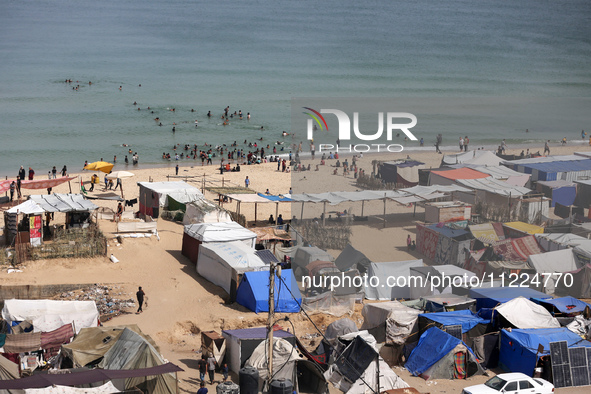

282,131,289,136
207,111,211,117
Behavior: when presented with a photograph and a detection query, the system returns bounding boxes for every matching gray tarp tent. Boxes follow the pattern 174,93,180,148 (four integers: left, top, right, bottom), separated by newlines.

364,260,424,300
334,243,371,274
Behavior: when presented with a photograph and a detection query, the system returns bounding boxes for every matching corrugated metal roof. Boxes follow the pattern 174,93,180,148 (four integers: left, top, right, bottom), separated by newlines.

456,177,532,196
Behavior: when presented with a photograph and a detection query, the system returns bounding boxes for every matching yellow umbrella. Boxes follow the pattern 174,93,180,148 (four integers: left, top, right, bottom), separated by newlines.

84,161,114,174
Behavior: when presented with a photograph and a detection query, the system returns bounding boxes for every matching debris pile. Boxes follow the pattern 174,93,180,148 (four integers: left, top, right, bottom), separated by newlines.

55,284,135,321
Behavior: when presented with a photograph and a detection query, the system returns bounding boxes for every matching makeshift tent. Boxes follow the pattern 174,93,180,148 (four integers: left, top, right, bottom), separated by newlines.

502,221,544,237
536,180,577,207
468,223,505,244
326,332,409,394
222,327,295,372
468,286,552,310
402,294,476,314
236,269,301,313
492,235,545,261
429,167,489,186
418,310,491,347
424,201,472,223
499,327,591,376
527,249,580,294
531,296,591,315
405,327,485,380
467,165,531,187
22,382,120,393
325,318,359,343
245,338,328,393
415,223,472,267
201,331,226,366
408,265,477,299
182,222,257,264
334,243,371,274
292,246,334,278
363,259,424,300
361,301,421,345
137,181,203,217
503,157,591,182
2,299,99,334
555,263,591,298
442,150,502,167
574,179,591,208
181,198,232,224
378,160,425,186
455,177,532,198
535,232,589,252
494,297,560,329
61,325,159,368
196,241,267,300
98,328,177,394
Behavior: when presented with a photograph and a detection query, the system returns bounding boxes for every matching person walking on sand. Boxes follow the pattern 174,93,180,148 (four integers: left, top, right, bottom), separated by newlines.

136,286,145,314
197,382,208,394
544,140,550,155
207,353,217,384
198,356,207,383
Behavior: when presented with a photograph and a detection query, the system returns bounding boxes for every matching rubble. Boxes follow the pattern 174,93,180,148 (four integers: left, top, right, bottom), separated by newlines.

54,284,135,321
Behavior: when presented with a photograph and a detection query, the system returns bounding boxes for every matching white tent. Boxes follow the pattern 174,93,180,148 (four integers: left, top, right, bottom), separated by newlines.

197,241,267,297
442,150,502,166
534,233,589,252
245,338,301,390
24,382,120,394
364,260,424,300
2,299,99,333
360,301,421,345
137,181,203,217
184,222,257,248
182,199,232,225
409,265,477,299
495,296,560,329
6,199,45,215
527,249,580,294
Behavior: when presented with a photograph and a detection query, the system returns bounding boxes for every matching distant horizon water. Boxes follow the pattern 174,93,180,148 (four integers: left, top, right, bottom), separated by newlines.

1,0,590,178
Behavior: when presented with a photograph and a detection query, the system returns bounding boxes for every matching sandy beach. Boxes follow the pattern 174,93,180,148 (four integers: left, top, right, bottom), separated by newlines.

1,140,591,393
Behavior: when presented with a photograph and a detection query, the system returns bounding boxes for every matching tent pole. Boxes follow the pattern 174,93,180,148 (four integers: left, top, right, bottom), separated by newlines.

267,262,275,390
255,202,258,226
361,200,365,216
300,202,304,220
323,201,326,226
120,181,124,200
413,202,417,217
275,202,279,225
68,179,72,194
383,198,386,228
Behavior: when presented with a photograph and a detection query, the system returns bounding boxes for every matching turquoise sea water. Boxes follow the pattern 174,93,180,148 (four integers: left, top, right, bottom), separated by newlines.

1,0,590,177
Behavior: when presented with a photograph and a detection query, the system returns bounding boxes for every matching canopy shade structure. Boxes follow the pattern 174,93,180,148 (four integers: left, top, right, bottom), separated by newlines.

106,171,134,179
84,161,114,174
20,176,78,190
442,150,502,166
7,194,98,214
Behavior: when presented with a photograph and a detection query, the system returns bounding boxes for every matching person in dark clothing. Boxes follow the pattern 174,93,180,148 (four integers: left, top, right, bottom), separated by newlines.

18,166,25,180
198,356,207,383
136,286,145,313
9,181,15,201
16,177,22,198
197,382,208,394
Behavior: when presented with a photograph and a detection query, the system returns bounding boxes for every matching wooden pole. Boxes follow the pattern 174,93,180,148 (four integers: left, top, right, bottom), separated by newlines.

68,179,72,194
275,202,279,225
300,202,304,220
255,202,258,226
267,263,275,389
361,200,365,216
383,196,387,228
323,201,327,226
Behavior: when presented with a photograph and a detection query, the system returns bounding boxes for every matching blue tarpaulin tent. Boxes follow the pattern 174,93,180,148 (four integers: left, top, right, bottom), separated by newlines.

419,310,490,333
499,328,591,376
236,269,301,313
468,286,552,310
531,296,591,314
405,327,484,380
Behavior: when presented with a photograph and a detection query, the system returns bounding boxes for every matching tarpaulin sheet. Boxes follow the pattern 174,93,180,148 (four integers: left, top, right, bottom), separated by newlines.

41,323,74,349
468,286,551,310
442,150,502,166
419,310,489,333
503,221,544,235
236,269,301,313
499,327,591,376
3,331,42,353
416,223,439,260
469,223,504,243
495,296,560,329
456,177,532,197
430,167,489,180
30,193,98,212
256,193,292,202
0,180,11,193
21,177,77,190
493,235,543,261
405,327,463,376
531,296,591,314
184,222,257,243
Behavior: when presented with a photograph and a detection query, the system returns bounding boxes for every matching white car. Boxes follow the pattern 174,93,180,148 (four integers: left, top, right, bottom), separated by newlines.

462,373,554,394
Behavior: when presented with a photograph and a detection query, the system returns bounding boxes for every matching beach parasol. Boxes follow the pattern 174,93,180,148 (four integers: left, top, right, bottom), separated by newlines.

106,171,135,199
84,161,114,174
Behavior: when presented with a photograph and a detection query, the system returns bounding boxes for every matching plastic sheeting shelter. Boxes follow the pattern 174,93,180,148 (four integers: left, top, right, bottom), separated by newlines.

556,263,591,298
182,222,257,264
408,265,477,299
502,221,544,237
2,299,99,334
363,259,424,300
499,327,591,376
574,179,591,208
196,241,267,301
405,327,485,380
98,328,177,394
181,198,233,225
428,167,489,186
403,294,476,313
236,269,301,313
292,246,334,278
495,297,560,329
504,158,591,182
535,232,589,252
334,243,371,274
468,286,551,310
527,249,580,294
378,160,425,187
442,150,502,167
137,181,203,217
222,327,295,373
361,301,421,345
536,180,577,207
532,296,591,314
415,223,473,267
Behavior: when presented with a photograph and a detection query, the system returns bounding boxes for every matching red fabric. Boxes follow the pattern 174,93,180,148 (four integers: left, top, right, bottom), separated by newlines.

0,180,11,193
422,227,440,259
454,351,467,379
20,176,76,190
512,235,544,259
40,323,74,350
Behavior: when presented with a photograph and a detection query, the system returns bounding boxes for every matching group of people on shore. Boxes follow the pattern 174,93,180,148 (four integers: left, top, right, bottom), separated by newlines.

7,165,68,202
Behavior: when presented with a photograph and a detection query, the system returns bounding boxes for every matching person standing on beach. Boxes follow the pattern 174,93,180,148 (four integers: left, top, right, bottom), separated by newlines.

197,382,208,394
9,181,15,202
136,286,145,313
175,164,179,175
501,139,507,154
459,136,464,152
464,136,469,152
544,140,550,155
51,166,57,179
435,134,442,154
61,165,67,177
407,234,412,251
245,176,250,188
18,166,25,181
28,167,35,180
16,177,22,198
